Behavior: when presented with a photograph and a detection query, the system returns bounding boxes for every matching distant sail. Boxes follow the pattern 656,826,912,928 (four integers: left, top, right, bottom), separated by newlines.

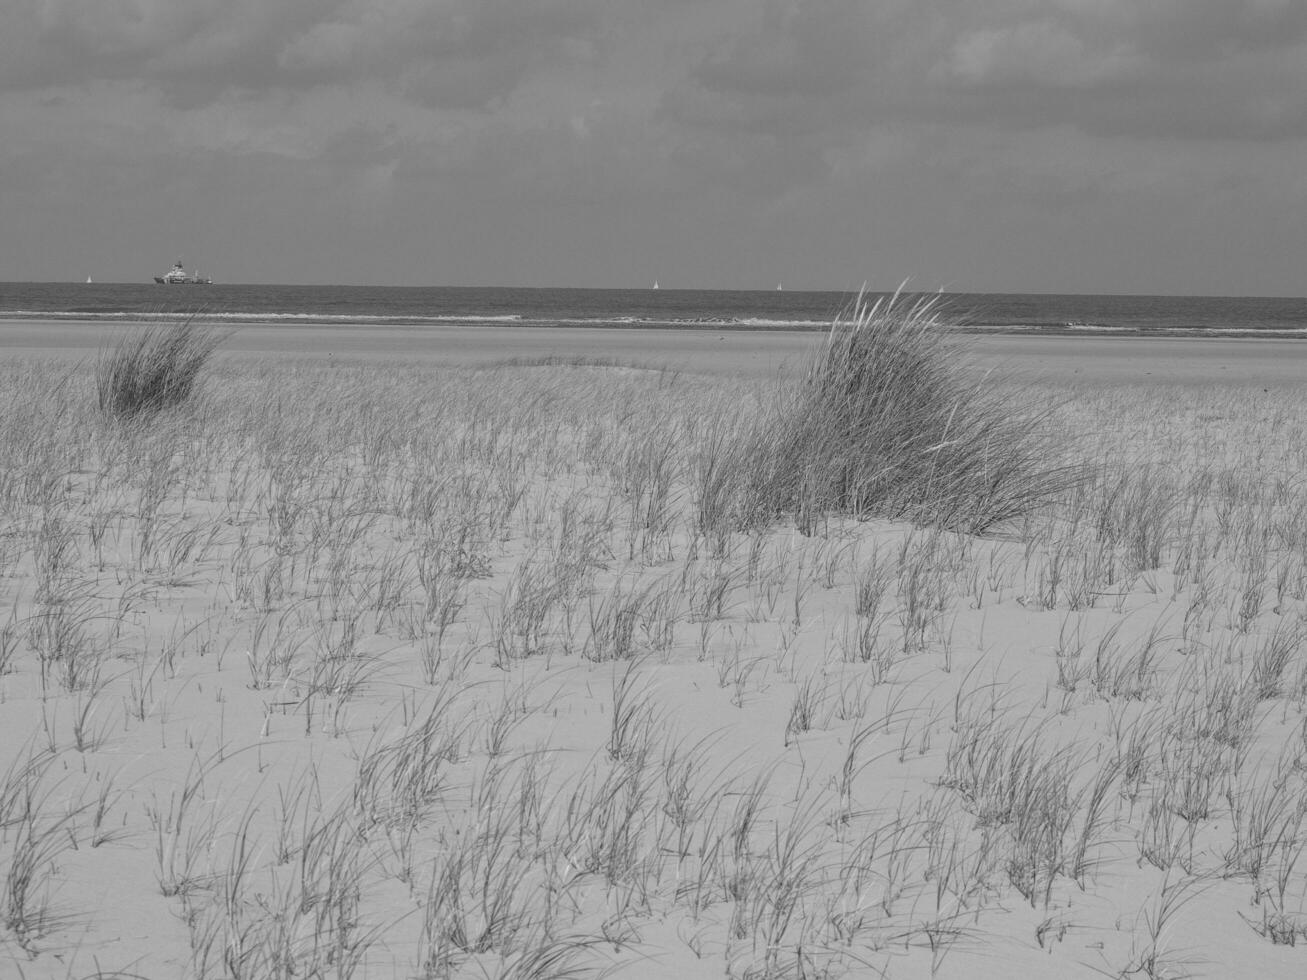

86,277,93,283
653,280,659,289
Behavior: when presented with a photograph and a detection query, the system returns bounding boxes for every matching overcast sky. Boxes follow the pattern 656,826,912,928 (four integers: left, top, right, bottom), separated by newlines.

3,1,1306,293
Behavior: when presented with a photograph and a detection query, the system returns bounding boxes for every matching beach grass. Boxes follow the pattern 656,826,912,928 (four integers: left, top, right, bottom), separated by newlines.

1,321,1306,977
95,318,228,421
709,293,1086,537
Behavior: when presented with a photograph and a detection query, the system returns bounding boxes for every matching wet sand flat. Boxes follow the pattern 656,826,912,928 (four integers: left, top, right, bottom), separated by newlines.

2,316,1305,386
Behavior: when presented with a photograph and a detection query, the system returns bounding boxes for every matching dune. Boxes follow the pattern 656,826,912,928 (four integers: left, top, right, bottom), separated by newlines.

2,315,1307,978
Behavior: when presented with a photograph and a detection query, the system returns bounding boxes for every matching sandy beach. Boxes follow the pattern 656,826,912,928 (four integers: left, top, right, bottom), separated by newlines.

3,316,1307,979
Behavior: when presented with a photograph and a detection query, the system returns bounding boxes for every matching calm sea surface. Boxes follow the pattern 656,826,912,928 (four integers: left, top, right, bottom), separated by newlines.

3,282,1306,338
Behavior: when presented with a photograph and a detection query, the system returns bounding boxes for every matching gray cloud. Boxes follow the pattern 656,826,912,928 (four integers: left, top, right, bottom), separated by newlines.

8,1,1306,135
2,0,606,109
2,1,309,87
649,0,1307,149
922,1,1307,140
3,0,1307,290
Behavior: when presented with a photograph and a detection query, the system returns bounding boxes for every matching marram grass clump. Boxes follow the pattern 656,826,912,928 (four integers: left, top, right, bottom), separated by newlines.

96,317,228,421
736,293,1084,534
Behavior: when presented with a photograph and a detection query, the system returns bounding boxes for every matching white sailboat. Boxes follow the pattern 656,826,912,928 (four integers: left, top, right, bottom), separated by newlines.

653,280,659,290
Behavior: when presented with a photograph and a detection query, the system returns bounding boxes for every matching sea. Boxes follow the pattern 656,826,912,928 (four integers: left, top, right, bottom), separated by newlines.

3,282,1307,338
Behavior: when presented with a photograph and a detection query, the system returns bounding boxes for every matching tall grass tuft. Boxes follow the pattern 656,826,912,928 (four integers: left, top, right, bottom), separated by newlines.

738,291,1084,534
96,317,228,421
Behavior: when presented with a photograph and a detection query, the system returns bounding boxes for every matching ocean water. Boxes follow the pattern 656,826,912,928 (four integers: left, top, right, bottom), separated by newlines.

2,282,1306,337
